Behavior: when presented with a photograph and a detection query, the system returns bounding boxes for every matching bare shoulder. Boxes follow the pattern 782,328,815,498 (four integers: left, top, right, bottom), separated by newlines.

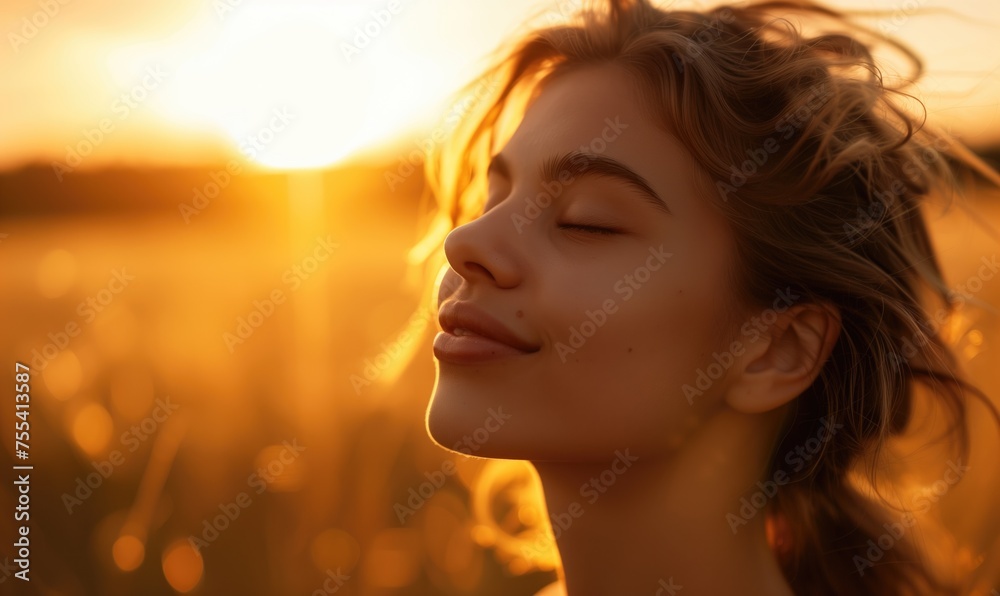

534,580,568,596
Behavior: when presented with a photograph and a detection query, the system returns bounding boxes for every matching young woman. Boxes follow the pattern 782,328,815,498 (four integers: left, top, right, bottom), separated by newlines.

406,0,1000,593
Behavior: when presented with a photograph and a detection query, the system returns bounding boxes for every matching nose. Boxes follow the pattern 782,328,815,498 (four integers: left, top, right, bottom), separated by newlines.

441,208,523,292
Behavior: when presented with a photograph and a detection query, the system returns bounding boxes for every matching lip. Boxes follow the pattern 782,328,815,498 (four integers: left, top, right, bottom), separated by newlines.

434,301,540,364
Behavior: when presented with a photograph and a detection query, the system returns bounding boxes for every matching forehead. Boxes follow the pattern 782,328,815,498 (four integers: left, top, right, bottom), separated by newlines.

504,63,650,152
498,62,711,218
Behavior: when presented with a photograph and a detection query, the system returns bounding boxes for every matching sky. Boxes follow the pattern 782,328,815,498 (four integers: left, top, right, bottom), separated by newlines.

1,0,999,172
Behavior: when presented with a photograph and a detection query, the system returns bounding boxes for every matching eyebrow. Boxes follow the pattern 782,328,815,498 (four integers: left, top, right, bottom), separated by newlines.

487,150,671,215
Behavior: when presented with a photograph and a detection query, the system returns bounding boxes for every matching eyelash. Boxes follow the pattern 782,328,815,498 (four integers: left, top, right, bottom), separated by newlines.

483,187,620,236
558,223,620,236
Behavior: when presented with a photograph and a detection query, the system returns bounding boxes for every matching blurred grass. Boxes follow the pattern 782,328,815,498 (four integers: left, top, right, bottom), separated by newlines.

0,162,557,596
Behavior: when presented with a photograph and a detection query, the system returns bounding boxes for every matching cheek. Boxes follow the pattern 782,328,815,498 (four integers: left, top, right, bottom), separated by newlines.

426,288,728,461
427,238,734,459
549,259,725,383
524,278,726,453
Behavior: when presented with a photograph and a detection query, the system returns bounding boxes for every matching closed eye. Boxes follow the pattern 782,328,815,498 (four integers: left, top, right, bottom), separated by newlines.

558,223,621,236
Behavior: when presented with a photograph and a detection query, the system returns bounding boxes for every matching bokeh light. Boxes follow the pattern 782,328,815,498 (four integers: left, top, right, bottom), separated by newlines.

362,529,421,589
252,443,306,493
36,248,78,298
162,539,204,593
112,534,145,572
71,402,115,457
42,349,83,400
309,528,361,574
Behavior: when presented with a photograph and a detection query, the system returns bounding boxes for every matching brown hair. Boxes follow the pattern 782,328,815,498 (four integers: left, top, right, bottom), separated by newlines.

406,1,1000,593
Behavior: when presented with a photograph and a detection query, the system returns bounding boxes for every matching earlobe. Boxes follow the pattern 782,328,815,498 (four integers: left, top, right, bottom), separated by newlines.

725,302,841,414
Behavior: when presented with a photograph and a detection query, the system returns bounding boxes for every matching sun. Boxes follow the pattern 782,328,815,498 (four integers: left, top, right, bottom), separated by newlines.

156,1,455,169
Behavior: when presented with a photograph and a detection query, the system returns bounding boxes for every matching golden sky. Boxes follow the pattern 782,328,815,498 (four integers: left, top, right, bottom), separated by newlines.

1,0,999,172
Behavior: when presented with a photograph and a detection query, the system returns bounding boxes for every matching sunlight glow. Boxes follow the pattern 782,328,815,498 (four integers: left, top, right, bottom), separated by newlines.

155,2,457,169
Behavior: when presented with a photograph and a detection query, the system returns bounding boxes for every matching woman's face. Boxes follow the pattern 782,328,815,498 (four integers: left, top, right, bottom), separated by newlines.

427,62,741,462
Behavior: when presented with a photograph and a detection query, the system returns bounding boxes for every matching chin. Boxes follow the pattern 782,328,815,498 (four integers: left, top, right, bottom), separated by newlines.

424,384,522,459
424,395,464,453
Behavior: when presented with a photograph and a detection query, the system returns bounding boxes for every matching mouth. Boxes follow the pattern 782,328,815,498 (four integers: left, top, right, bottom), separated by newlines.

434,301,540,364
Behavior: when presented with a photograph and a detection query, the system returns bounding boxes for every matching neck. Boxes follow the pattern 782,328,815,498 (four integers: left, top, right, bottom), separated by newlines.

530,407,795,596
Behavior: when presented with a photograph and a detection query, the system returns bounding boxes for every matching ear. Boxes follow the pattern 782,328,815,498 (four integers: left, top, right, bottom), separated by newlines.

725,302,841,414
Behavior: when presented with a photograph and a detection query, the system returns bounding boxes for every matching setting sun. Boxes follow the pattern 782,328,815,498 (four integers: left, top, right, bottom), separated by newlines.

151,2,459,169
